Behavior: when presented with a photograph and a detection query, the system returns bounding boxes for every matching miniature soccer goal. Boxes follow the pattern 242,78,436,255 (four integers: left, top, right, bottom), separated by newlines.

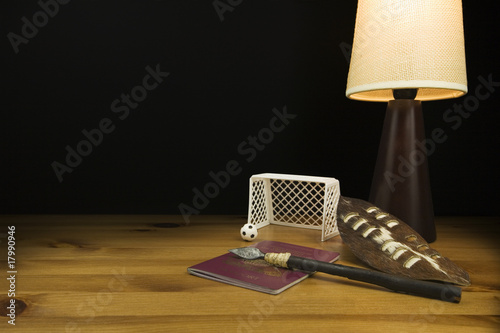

247,173,340,241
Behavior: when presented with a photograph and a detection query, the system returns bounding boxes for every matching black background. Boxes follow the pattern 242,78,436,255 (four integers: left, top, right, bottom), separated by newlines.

1,0,499,218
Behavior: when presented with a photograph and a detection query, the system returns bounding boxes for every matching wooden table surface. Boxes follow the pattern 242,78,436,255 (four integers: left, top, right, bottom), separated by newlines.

0,215,499,332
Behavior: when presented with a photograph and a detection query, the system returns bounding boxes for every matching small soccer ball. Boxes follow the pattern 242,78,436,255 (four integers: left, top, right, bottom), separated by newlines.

240,223,258,241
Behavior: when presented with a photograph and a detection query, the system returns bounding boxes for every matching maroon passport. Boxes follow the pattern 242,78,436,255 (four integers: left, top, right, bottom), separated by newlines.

187,240,340,294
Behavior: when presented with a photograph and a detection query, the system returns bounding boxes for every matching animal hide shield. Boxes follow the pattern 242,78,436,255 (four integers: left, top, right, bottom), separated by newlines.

337,196,470,286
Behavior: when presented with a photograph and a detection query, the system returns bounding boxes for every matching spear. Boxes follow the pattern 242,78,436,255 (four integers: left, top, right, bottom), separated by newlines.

229,246,462,303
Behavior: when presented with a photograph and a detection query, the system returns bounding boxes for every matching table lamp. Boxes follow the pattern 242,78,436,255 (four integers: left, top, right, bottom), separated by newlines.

345,0,467,242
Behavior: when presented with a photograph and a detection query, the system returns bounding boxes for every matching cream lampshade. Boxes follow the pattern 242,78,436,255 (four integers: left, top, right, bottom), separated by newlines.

346,0,467,102
345,0,467,242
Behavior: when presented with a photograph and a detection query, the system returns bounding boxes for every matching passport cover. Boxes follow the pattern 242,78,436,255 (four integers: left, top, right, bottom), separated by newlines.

187,240,340,294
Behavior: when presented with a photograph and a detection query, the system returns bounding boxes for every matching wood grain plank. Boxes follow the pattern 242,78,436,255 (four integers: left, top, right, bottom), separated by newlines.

0,215,498,332
10,315,500,333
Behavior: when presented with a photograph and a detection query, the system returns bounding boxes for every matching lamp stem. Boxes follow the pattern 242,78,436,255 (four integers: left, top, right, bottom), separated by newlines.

368,99,436,242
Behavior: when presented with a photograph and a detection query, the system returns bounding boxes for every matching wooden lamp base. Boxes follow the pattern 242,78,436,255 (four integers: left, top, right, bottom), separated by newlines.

369,97,437,243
